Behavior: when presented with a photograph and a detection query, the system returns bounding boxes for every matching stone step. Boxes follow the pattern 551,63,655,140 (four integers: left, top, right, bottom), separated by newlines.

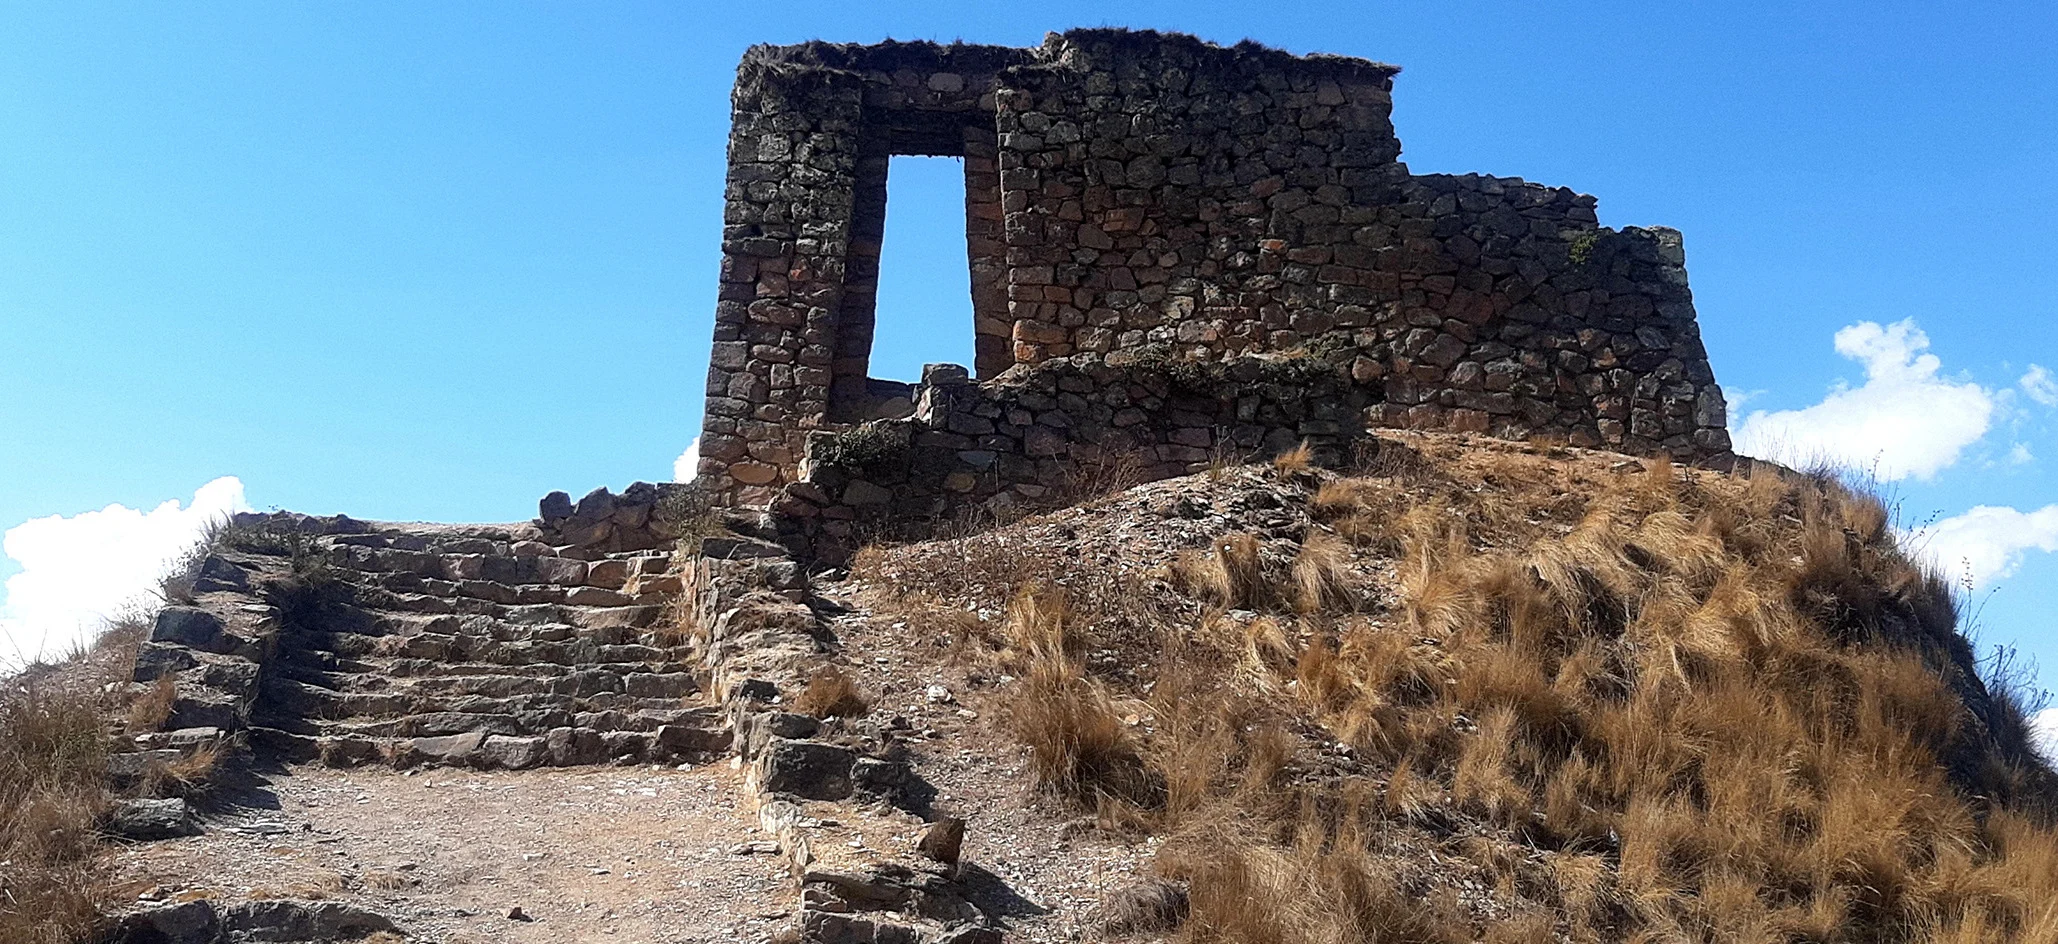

355,574,673,607
328,545,675,586
372,656,696,679
250,720,730,770
308,704,721,739
357,595,671,629
318,667,700,700
287,629,690,669
263,670,702,717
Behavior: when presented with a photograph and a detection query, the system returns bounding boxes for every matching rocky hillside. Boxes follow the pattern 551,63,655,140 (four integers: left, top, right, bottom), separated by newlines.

15,431,2057,944
831,431,2058,943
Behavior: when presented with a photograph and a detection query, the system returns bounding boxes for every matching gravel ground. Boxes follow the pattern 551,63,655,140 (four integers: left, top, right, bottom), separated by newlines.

108,763,796,943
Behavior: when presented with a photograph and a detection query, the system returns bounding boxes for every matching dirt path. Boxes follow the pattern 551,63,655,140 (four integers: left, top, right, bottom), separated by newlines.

109,762,795,943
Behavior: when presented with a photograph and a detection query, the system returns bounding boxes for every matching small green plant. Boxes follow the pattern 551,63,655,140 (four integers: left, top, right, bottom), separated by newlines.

1567,229,1602,266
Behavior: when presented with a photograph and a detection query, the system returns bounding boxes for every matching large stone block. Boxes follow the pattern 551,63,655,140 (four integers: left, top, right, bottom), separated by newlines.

758,738,856,800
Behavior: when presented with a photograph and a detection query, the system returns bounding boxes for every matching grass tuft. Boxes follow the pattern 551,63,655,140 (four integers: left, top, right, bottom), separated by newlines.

792,666,870,719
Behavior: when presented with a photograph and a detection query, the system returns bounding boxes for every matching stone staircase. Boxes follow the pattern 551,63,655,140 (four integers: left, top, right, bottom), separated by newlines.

139,510,729,773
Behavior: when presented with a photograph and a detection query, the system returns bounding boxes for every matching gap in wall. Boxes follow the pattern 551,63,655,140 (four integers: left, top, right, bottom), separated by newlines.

869,155,977,383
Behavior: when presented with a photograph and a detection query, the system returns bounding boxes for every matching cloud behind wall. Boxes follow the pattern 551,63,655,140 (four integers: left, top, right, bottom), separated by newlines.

0,477,248,670
673,437,700,484
1733,319,1994,481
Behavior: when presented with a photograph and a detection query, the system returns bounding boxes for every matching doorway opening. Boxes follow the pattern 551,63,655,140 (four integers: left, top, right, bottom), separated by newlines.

870,155,977,384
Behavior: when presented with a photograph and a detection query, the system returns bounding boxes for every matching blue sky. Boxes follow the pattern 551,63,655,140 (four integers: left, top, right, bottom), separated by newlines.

2,1,2054,709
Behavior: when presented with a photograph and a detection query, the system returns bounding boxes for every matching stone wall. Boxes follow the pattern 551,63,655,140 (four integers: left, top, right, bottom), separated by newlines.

697,28,1732,524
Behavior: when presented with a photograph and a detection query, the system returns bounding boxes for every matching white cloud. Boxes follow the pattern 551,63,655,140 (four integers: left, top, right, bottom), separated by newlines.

2033,708,2058,765
2010,443,2035,465
1721,386,1765,414
2022,364,2058,407
0,477,248,669
1733,319,1994,481
673,438,701,483
1904,503,2058,591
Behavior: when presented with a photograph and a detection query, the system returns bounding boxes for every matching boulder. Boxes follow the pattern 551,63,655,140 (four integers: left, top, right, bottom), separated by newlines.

599,730,652,760
134,727,224,751
151,607,225,652
133,643,198,681
624,672,698,699
700,535,788,560
585,559,631,588
476,735,547,770
109,900,219,944
167,690,245,731
572,486,616,521
191,555,251,594
545,726,608,766
916,817,966,866
106,798,201,841
397,731,485,767
106,749,185,782
218,899,402,941
655,723,730,755
758,738,856,800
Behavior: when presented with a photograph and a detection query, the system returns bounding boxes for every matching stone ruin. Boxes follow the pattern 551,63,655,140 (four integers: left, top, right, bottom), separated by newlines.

694,28,1733,560
105,31,1739,942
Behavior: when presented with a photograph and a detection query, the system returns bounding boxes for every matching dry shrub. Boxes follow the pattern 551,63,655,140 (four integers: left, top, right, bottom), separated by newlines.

0,673,116,943
1164,826,1469,944
792,666,869,719
1099,878,1191,935
1173,533,1268,610
1063,449,1152,502
1271,440,1315,474
1309,478,1366,519
1290,532,1352,613
141,745,222,801
126,674,178,734
361,870,416,891
998,584,1155,813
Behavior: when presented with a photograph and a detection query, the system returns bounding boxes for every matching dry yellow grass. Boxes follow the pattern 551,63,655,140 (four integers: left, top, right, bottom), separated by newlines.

125,674,177,735
1272,440,1316,474
997,585,1157,815
0,613,214,943
1,662,123,943
960,438,2057,943
792,665,870,719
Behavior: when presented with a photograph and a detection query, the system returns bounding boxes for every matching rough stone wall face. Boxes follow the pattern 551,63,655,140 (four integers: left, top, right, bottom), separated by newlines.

696,29,1732,521
991,32,1405,366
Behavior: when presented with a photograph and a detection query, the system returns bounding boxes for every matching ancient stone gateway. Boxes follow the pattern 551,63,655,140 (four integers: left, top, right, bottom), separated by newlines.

696,29,1732,558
